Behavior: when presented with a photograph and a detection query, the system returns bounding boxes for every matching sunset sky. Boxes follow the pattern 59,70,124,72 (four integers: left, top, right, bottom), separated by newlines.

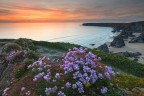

0,0,144,22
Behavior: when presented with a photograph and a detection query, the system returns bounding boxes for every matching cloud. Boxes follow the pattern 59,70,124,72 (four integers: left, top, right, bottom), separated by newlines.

0,9,16,15
0,0,144,22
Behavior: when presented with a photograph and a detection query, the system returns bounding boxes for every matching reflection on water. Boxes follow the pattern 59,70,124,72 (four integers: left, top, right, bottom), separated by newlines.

0,22,113,48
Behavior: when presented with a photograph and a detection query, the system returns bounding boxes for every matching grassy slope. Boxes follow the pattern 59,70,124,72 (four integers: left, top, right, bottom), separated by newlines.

0,39,144,93
33,40,144,92
33,40,144,78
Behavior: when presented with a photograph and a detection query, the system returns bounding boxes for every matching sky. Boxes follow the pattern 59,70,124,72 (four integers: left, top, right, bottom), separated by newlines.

0,0,144,22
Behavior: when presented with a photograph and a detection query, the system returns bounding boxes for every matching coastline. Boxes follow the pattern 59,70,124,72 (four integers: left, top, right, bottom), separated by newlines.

106,33,144,64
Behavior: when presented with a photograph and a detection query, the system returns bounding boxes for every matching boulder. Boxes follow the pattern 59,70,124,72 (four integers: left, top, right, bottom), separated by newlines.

97,44,109,52
116,51,141,57
132,87,144,96
110,36,125,48
116,51,129,57
129,33,144,43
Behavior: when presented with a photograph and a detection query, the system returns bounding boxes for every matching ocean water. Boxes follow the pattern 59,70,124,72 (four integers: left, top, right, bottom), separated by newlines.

0,22,115,48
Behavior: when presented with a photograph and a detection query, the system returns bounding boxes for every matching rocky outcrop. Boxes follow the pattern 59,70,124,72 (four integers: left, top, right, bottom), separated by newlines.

82,21,144,33
110,36,125,48
132,87,144,96
129,33,144,43
116,51,141,57
97,44,109,52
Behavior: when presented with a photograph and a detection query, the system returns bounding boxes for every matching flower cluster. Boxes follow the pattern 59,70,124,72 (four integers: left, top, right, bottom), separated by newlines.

27,47,116,96
5,51,16,61
2,88,9,96
60,47,115,95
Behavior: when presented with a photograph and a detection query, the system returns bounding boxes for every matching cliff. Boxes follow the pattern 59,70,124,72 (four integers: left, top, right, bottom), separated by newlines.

82,21,144,33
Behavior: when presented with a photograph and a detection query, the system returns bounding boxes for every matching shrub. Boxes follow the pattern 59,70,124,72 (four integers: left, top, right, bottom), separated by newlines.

15,59,34,79
10,51,25,64
27,51,39,60
14,38,36,50
1,43,22,54
28,48,118,96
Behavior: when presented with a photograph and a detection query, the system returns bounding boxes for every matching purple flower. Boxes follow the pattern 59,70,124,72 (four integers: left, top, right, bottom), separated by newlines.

100,87,107,94
58,91,66,96
76,81,83,88
72,84,77,89
55,73,61,79
65,82,71,88
78,87,84,93
45,88,52,95
43,75,51,82
21,87,26,92
51,86,57,92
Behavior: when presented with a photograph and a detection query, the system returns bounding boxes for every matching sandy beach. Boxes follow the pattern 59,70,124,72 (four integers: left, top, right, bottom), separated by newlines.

107,33,144,64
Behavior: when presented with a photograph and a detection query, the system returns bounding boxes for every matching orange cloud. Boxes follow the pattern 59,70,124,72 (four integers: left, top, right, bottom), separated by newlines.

0,5,103,22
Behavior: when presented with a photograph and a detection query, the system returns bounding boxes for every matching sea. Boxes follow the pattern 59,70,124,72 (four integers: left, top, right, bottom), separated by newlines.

0,22,117,48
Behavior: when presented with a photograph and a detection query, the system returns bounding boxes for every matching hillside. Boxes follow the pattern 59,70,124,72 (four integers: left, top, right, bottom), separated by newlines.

0,38,144,96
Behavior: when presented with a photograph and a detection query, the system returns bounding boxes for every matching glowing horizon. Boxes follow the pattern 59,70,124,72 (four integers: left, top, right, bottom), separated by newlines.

0,0,144,22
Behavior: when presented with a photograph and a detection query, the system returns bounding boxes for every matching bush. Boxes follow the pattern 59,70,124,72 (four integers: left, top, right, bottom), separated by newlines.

14,38,36,50
28,48,118,96
10,51,25,64
15,59,34,79
1,43,22,53
27,51,39,60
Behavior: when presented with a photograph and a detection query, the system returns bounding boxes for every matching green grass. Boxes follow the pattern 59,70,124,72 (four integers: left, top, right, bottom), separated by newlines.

33,40,81,51
33,40,144,78
15,59,34,79
115,73,144,90
91,50,144,77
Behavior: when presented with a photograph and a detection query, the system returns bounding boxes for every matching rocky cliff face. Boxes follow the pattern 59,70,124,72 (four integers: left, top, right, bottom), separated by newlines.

130,21,144,33
82,21,144,33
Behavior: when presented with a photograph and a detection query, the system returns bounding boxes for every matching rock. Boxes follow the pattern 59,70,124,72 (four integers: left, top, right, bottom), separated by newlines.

129,52,141,57
124,90,133,96
116,51,141,57
90,44,95,46
110,36,125,48
134,58,138,61
132,87,144,96
0,64,14,90
116,51,129,57
129,33,144,43
97,44,109,52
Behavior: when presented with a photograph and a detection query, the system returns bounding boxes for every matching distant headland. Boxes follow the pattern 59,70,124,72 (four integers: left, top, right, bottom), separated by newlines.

82,21,144,33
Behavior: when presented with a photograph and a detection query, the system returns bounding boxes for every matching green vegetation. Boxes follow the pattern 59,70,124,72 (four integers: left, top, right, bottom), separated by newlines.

115,73,144,90
15,59,34,79
2,43,22,53
0,39,144,96
33,40,81,51
91,50,144,77
14,38,36,50
33,40,144,77
27,51,39,60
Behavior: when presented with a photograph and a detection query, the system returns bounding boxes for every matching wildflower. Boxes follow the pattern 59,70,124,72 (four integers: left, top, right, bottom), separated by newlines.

65,82,71,88
25,91,31,96
72,84,77,89
78,87,84,93
100,87,107,94
45,88,52,95
21,87,26,92
58,91,66,96
55,73,61,79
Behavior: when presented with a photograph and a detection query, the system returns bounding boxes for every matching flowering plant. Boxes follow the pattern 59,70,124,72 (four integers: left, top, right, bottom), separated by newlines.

28,47,116,96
